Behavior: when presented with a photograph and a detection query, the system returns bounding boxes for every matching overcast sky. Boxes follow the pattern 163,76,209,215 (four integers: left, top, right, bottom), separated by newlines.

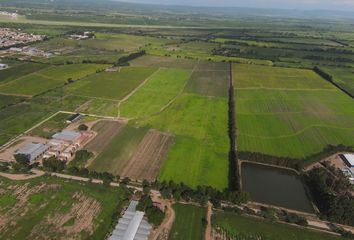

118,0,354,11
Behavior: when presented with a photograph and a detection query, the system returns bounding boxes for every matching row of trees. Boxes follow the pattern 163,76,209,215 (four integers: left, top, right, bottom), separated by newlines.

114,50,146,66
238,145,353,171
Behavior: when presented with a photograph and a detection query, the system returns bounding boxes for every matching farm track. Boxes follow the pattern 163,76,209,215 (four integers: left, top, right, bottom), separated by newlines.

119,129,173,181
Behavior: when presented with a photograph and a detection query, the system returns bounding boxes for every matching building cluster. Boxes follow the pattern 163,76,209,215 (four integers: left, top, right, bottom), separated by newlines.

340,153,354,185
0,28,45,48
15,130,93,163
69,32,95,40
0,63,8,70
9,46,53,57
109,200,152,240
0,11,18,19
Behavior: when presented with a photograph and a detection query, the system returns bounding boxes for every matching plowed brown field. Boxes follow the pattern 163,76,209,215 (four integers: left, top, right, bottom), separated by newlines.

120,129,173,181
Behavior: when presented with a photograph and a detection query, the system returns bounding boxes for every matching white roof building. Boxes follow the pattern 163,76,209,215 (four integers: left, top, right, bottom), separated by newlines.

109,201,152,240
15,143,49,162
52,130,81,142
341,154,354,167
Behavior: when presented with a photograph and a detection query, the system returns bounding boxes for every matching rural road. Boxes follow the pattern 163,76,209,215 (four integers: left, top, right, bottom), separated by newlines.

205,201,213,240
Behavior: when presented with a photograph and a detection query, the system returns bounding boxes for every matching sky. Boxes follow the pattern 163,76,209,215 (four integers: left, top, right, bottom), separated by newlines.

118,0,354,11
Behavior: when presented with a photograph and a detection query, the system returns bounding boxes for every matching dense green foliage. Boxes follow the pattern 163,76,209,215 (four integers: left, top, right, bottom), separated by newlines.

68,150,93,168
137,195,165,226
305,167,354,226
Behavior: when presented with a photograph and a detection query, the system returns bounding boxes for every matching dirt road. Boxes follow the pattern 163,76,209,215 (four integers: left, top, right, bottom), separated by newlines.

205,201,213,240
149,199,175,240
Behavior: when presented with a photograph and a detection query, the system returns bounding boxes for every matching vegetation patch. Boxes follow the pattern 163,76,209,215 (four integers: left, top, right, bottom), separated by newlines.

212,212,343,240
169,203,206,240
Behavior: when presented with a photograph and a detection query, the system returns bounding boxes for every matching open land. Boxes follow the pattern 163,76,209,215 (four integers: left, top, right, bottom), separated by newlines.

0,175,129,240
212,212,343,240
234,64,354,160
169,203,206,240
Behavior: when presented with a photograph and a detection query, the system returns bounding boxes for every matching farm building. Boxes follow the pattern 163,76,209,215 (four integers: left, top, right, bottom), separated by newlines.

109,200,152,240
66,113,84,123
15,143,49,162
52,130,81,143
340,154,354,168
0,63,8,70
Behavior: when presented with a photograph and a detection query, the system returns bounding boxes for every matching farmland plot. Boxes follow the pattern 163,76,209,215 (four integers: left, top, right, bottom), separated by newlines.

322,66,354,96
120,68,192,118
185,61,229,97
0,176,129,240
0,63,48,84
0,64,107,96
66,67,157,100
130,55,197,69
120,129,173,181
234,64,354,159
137,93,229,190
88,125,148,175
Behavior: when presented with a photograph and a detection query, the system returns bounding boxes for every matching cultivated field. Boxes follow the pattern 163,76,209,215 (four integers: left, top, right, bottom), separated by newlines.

0,62,48,85
119,129,173,181
138,93,229,190
212,212,342,240
88,125,148,175
0,175,129,240
0,64,107,96
185,61,229,97
84,120,126,155
66,67,157,100
130,55,197,69
234,64,354,159
169,203,206,240
120,68,192,118
322,67,354,96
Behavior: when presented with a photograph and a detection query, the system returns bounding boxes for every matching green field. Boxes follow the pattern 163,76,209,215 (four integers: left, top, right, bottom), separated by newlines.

120,68,192,118
0,63,48,85
0,175,129,240
169,203,206,240
130,55,197,69
212,212,342,240
234,64,354,159
322,67,354,96
30,112,70,138
185,61,229,97
66,67,157,100
0,64,107,96
0,94,26,109
88,125,148,175
137,93,229,190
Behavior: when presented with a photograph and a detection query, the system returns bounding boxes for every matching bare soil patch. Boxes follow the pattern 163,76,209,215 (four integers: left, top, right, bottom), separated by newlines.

120,129,173,181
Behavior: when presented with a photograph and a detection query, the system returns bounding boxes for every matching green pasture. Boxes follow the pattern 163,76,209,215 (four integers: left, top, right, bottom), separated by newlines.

136,93,229,190
129,55,197,69
66,67,157,100
0,175,129,240
212,212,342,240
322,67,354,96
0,63,48,84
0,94,26,109
0,64,107,96
234,64,332,89
120,68,192,118
234,64,354,159
88,125,148,175
185,61,229,97
78,98,118,117
30,112,70,138
169,203,206,240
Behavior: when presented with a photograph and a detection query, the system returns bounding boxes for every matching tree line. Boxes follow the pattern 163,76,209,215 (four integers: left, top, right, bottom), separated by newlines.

238,145,353,171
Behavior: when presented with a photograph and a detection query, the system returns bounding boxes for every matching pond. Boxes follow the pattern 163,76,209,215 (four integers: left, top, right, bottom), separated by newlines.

241,162,313,213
